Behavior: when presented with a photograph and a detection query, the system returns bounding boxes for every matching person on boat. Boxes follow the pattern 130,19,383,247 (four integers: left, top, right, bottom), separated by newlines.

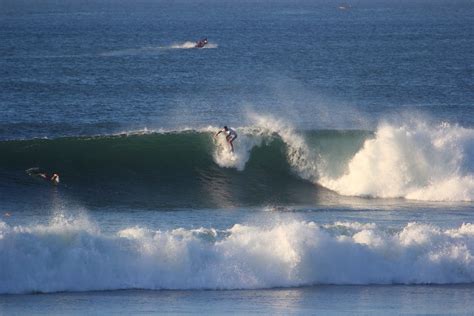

195,37,208,48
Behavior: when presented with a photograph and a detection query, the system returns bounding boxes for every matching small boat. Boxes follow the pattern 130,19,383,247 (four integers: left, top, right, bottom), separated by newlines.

195,38,208,48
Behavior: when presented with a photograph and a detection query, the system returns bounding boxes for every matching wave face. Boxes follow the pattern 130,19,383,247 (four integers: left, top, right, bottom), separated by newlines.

2,116,474,204
1,215,474,294
0,115,368,207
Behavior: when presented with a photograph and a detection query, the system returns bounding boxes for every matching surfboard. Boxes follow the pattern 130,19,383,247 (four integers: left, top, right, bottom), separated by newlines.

213,135,237,163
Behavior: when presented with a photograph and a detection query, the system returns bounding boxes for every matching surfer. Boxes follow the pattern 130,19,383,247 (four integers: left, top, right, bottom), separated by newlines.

215,126,238,153
50,173,60,185
37,172,60,185
27,167,60,184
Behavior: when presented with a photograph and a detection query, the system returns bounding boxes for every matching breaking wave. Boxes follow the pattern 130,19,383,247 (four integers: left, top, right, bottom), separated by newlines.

320,121,474,201
2,115,474,203
1,215,474,294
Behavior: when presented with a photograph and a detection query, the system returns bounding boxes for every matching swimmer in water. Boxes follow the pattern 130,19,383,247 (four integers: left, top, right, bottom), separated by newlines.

50,173,60,185
215,126,238,153
38,172,60,185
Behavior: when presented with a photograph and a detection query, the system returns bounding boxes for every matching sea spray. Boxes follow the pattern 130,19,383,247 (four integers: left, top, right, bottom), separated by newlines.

210,114,319,176
248,113,320,181
320,121,474,201
212,128,264,171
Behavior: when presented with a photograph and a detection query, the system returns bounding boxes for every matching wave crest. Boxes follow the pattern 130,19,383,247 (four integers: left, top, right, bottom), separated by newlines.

320,122,474,201
3,118,474,203
1,216,474,293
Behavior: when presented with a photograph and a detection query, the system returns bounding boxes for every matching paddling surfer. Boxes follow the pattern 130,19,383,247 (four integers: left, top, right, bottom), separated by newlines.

215,126,238,153
38,172,60,185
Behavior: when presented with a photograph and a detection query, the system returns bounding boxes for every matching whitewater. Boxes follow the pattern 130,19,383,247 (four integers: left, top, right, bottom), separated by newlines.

2,212,474,294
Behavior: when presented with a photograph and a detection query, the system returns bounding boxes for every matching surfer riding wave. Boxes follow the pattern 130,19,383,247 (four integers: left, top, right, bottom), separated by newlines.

215,126,237,153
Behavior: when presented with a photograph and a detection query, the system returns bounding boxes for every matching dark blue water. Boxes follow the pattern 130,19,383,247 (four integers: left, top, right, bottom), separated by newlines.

1,0,473,139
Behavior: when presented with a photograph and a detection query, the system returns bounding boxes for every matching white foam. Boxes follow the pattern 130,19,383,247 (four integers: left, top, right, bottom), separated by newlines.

170,42,218,49
170,41,197,49
1,216,474,294
319,121,474,201
211,114,319,178
212,127,263,171
100,41,218,56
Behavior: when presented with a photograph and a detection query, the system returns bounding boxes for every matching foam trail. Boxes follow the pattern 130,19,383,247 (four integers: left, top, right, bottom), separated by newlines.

2,216,474,294
102,42,218,54
319,121,474,201
170,41,196,49
170,42,218,49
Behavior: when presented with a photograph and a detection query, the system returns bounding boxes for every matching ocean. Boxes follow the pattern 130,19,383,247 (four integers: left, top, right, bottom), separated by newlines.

1,0,474,314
